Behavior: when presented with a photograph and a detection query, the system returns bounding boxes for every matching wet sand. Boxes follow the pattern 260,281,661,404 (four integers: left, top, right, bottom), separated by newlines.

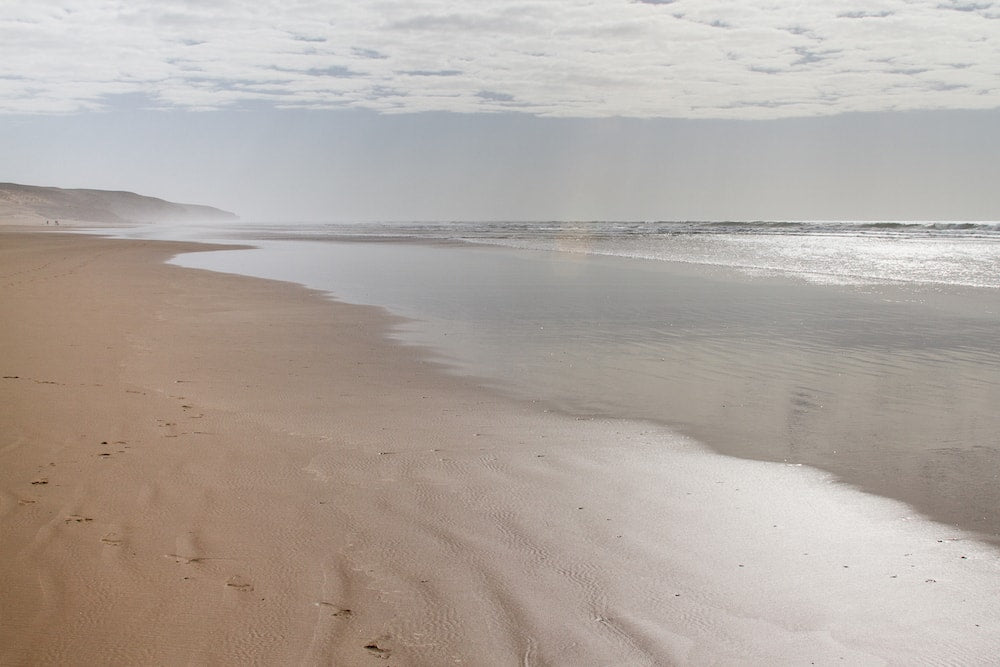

2,228,999,664
174,239,1000,544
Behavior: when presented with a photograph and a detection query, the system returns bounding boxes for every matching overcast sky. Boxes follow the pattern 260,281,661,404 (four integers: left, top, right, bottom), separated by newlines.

1,1,999,222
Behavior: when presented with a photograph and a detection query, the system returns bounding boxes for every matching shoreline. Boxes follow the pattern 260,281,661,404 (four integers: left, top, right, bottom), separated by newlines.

170,234,1000,546
3,229,1000,664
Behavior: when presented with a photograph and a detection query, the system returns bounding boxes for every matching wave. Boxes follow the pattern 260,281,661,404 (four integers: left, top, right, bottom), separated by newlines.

236,219,1000,243
406,219,1000,240
653,220,1000,237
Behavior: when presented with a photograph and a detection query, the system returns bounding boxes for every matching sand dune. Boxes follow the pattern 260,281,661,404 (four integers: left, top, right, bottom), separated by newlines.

0,182,236,225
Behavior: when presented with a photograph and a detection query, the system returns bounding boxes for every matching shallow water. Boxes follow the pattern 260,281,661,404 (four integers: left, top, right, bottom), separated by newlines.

218,219,1000,288
163,230,1000,544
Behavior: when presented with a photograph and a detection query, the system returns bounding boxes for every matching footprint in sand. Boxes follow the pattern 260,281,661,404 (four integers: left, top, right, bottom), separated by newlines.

65,515,93,523
364,641,392,659
101,533,124,546
166,554,201,564
30,477,48,485
225,575,254,592
315,602,353,618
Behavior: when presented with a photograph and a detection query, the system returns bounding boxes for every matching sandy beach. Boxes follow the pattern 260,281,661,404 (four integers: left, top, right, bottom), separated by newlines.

3,228,1000,665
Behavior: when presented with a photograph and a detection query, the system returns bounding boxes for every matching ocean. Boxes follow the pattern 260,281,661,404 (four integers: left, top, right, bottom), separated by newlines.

123,219,1000,543
216,219,1000,287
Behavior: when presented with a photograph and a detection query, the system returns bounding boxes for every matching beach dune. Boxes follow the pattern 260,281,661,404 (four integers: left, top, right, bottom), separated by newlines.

0,182,237,226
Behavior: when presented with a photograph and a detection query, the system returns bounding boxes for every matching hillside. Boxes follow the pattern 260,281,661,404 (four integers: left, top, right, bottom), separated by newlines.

0,183,237,225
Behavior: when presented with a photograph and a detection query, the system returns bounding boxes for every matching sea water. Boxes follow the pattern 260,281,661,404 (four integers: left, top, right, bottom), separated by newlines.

131,219,1000,542
212,219,1000,288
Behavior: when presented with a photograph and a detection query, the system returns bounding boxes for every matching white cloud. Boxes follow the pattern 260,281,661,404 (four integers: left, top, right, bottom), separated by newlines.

1,0,998,118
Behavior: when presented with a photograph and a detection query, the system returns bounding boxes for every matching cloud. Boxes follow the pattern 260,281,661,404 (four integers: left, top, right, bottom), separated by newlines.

0,0,998,119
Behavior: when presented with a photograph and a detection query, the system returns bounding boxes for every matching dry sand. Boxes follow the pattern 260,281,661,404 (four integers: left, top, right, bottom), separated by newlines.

2,228,999,665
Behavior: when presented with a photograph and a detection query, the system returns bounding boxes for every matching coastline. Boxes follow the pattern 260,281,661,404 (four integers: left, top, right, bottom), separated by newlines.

3,229,999,664
172,235,1000,544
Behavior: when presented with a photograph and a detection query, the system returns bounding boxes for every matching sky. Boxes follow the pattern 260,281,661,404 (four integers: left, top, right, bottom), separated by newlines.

1,0,999,222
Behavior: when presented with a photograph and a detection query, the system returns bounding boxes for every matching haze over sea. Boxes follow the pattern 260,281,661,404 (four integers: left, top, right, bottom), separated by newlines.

128,219,1000,543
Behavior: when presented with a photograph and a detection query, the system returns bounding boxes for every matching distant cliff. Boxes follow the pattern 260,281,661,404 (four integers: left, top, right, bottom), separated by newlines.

0,183,238,224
